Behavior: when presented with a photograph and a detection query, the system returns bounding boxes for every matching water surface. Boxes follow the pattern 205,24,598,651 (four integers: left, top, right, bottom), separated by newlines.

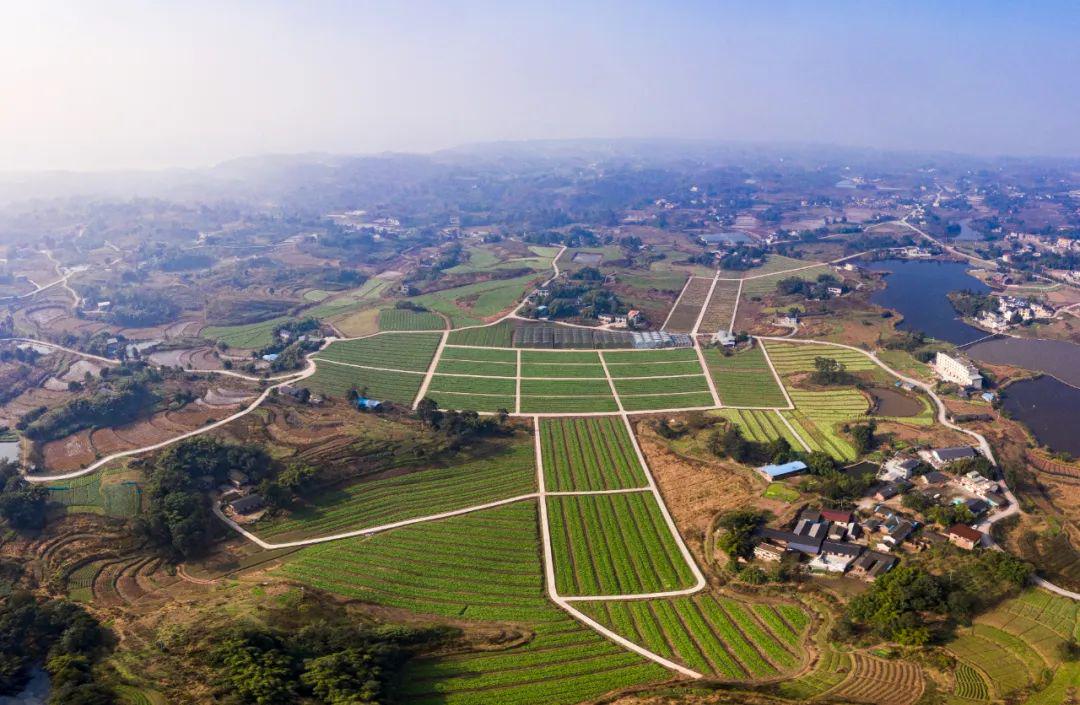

1001,376,1080,456
866,259,989,345
967,337,1080,389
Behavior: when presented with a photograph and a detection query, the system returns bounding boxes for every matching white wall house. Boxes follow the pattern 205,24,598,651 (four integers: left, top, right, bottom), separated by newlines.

933,352,983,388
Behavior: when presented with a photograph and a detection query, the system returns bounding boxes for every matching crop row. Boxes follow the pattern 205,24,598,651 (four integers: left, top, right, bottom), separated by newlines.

522,363,605,379
429,374,516,395
619,392,716,411
547,492,695,596
428,392,516,413
953,661,990,701
696,279,742,333
828,653,924,705
441,345,516,362
378,308,446,331
782,411,855,460
612,375,709,396
445,321,516,347
522,350,601,364
948,628,1034,696
304,363,423,403
605,360,706,378
257,440,536,540
435,359,516,377
663,277,714,333
603,348,700,364
578,596,807,679
704,346,789,407
316,332,442,371
764,342,877,374
720,409,801,448
519,396,619,413
540,417,648,491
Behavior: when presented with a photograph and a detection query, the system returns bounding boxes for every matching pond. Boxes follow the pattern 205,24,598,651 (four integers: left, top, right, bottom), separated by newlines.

966,337,1080,389
868,387,925,417
953,218,982,242
1001,375,1080,457
865,259,990,345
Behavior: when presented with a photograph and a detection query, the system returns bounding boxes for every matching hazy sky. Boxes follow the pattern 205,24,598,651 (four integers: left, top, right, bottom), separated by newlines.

3,0,1080,171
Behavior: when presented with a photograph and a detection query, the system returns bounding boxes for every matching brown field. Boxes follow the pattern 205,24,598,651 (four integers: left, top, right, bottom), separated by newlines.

664,276,714,332
634,420,796,567
697,279,742,334
823,652,924,705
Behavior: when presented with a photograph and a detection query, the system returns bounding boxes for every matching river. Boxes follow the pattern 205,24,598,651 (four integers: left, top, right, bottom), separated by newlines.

865,258,989,345
966,337,1080,389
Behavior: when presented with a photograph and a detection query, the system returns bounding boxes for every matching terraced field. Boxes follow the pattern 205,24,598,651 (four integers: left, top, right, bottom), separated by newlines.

664,277,713,332
824,652,924,705
703,345,788,407
547,493,696,596
740,264,830,298
46,466,143,517
540,417,648,491
279,502,669,705
576,596,807,680
254,439,536,541
407,272,542,327
948,625,1040,697
781,410,856,460
378,308,446,331
763,341,878,375
201,315,292,349
303,364,425,403
719,409,805,449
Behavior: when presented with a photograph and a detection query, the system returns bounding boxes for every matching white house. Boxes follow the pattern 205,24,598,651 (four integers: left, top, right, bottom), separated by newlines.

933,352,983,388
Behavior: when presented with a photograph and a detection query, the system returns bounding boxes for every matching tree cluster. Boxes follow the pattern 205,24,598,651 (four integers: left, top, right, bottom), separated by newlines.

19,379,157,442
414,399,510,447
810,357,856,386
0,460,48,531
776,273,845,300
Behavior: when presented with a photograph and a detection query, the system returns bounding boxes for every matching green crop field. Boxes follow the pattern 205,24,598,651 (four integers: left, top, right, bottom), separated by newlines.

377,308,446,331
428,374,516,396
440,345,516,363
577,596,806,679
605,360,706,378
315,332,441,371
522,350,602,364
780,410,855,460
427,392,516,413
521,378,612,396
279,502,668,705
540,417,648,491
763,341,877,375
408,273,541,327
620,392,716,411
719,409,804,448
305,278,392,321
603,348,700,364
704,346,789,407
764,482,800,502
46,465,143,517
202,315,292,349
520,396,620,413
434,358,516,377
445,322,516,347
547,492,696,595
612,375,710,396
303,363,424,403
522,363,605,378
948,625,1041,697
731,254,814,277
255,439,535,541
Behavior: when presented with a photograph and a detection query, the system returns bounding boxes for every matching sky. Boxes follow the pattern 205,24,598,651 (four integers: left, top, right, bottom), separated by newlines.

2,0,1080,171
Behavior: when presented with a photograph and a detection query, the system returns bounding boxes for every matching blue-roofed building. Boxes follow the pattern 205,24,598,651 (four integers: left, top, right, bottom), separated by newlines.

356,397,383,410
757,460,808,481
261,353,279,362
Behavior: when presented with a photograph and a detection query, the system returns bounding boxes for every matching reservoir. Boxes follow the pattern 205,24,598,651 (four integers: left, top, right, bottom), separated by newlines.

865,259,989,345
1001,375,1080,457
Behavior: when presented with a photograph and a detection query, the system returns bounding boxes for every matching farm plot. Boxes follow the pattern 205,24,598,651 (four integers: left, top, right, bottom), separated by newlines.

612,375,710,396
201,315,292,349
663,277,714,332
740,264,830,299
703,346,788,407
45,464,142,517
620,393,716,412
719,409,804,449
781,410,856,461
763,341,878,375
434,358,515,377
440,346,516,363
255,439,535,541
576,596,806,680
947,625,1040,697
377,308,446,331
521,350,605,379
546,492,696,596
408,272,541,327
952,662,990,701
280,502,669,705
540,417,648,491
824,652,924,705
518,376,619,413
426,374,516,413
445,321,516,347
303,364,423,403
696,279,742,334
603,348,700,365
605,360,705,378
314,333,441,371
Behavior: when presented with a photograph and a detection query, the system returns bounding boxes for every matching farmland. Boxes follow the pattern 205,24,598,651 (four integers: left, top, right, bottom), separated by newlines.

254,437,536,541
823,652,924,705
279,502,669,705
445,321,516,347
201,315,291,349
303,364,424,403
377,308,446,331
540,417,648,491
45,463,143,517
741,263,830,298
407,272,542,327
546,492,696,595
696,279,742,334
576,596,808,679
763,340,878,375
719,409,805,449
703,345,789,407
314,332,441,371
781,410,856,460
663,276,713,332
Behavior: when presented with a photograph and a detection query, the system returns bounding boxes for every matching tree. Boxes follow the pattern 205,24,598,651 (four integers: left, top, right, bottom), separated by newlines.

810,357,853,386
0,461,48,531
715,509,767,561
850,421,877,455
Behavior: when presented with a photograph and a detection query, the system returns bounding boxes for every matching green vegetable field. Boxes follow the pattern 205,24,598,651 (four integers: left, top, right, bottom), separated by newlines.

703,345,789,407
540,417,648,491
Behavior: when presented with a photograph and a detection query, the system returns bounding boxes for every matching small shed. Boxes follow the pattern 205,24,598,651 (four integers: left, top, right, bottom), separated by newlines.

757,460,807,481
